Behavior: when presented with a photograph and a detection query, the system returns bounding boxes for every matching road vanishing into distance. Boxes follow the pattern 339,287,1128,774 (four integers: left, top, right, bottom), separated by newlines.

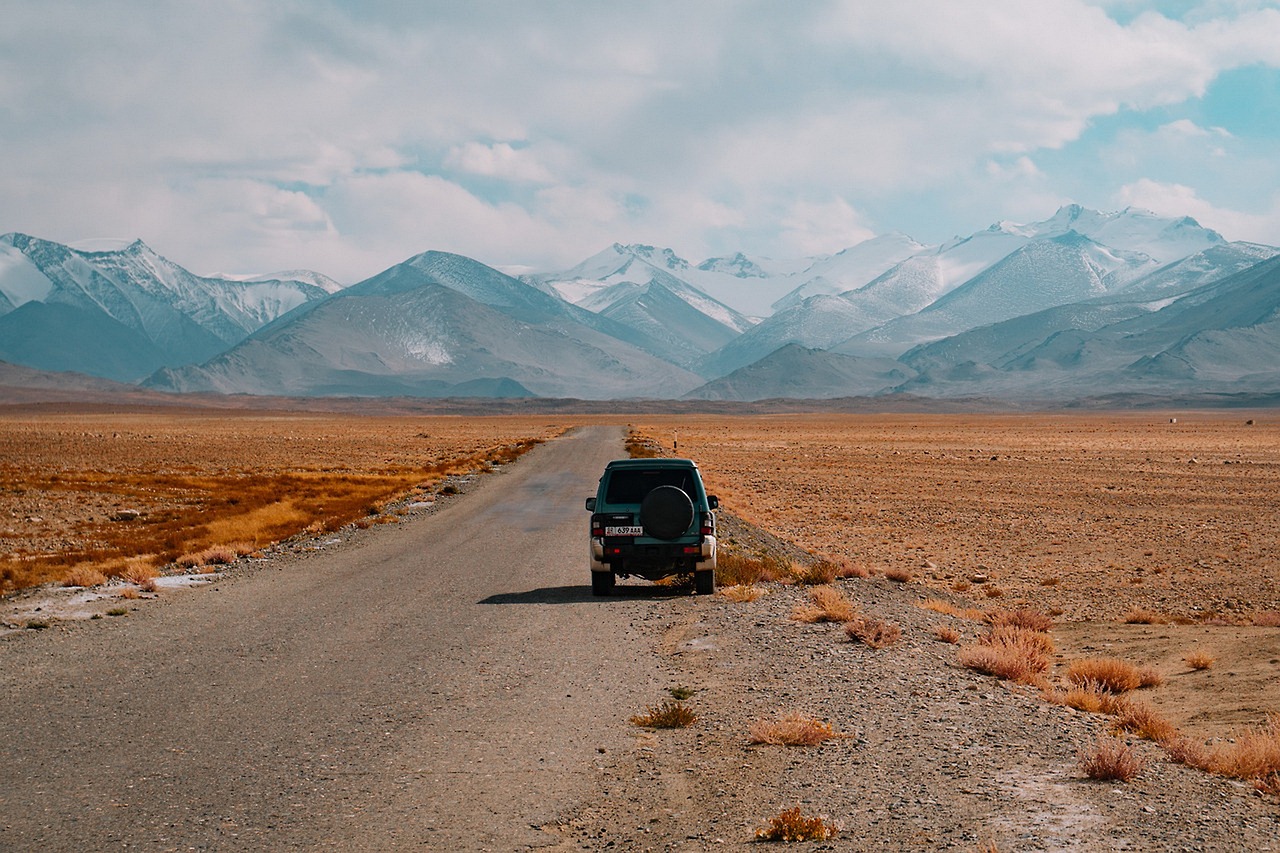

0,425,674,850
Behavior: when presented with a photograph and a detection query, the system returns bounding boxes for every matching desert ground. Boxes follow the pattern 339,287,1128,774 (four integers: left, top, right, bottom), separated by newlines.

2,406,1278,839
625,412,1280,745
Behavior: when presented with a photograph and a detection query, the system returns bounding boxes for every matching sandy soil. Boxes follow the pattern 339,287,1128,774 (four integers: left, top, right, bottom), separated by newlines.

628,412,1280,746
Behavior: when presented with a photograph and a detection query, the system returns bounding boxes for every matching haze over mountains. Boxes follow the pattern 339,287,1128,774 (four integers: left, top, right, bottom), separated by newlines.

2,205,1278,404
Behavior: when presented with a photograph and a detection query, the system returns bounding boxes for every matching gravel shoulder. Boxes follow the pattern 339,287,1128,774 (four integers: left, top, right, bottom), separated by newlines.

2,425,1277,851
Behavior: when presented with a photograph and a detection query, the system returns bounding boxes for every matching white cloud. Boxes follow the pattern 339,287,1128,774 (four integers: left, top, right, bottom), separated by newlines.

2,0,1280,278
1115,178,1280,243
444,142,557,184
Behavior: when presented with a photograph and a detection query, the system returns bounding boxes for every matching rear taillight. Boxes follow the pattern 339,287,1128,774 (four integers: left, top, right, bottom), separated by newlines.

700,511,715,536
591,514,605,537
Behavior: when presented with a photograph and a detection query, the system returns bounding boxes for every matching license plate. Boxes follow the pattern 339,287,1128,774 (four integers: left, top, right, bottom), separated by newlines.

604,526,644,536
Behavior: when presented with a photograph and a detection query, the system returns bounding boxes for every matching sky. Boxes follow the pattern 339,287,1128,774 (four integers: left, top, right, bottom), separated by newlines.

3,1,1279,283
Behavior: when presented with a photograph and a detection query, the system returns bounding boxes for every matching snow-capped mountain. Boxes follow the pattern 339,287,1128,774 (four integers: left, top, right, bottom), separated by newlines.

6,204,1277,403
0,233,333,381
148,251,704,399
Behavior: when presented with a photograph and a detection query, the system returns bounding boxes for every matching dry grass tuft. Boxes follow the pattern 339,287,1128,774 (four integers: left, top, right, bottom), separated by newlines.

918,599,987,621
1251,611,1280,627
933,625,962,644
836,560,872,579
989,608,1054,632
983,585,1006,598
1123,607,1168,625
1110,697,1180,743
844,615,901,648
716,551,785,586
719,584,764,602
1078,735,1144,782
1047,681,1120,715
755,807,840,842
118,587,141,600
791,585,855,624
120,560,159,585
882,567,913,583
748,712,842,746
62,565,107,587
1066,657,1145,693
1184,649,1216,670
791,559,840,586
630,701,697,729
958,625,1053,685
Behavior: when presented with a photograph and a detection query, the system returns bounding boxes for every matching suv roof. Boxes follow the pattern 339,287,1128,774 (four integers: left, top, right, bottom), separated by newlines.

604,458,700,470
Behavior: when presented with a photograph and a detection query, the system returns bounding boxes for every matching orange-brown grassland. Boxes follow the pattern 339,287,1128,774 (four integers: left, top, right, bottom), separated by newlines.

4,406,1279,781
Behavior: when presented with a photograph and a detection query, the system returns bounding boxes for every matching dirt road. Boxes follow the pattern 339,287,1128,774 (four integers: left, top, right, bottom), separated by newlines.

3,424,1278,851
0,425,660,849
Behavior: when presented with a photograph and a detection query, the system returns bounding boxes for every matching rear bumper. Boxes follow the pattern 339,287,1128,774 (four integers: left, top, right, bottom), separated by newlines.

590,535,716,575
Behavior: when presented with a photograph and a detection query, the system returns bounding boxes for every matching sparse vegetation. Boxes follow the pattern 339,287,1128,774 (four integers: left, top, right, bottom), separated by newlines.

630,701,697,729
1078,735,1144,782
1066,658,1145,693
791,559,840,586
716,551,785,586
106,607,128,617
791,585,855,624
1123,607,1167,625
1184,649,1215,670
1167,715,1280,784
0,412,559,593
62,565,107,587
844,615,901,648
1110,697,1179,743
988,608,1053,632
755,807,840,842
883,567,913,583
933,625,961,644
1252,611,1280,627
668,685,696,700
748,712,843,746
719,584,764,602
958,625,1053,685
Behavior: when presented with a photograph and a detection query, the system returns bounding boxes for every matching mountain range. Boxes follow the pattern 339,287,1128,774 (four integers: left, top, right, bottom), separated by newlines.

1,205,1277,404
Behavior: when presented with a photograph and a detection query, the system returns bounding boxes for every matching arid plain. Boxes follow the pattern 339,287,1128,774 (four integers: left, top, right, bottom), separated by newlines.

3,406,1278,749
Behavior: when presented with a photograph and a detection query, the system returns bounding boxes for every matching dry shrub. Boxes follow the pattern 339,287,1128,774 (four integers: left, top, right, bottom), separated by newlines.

1079,735,1144,782
883,567,913,583
984,586,1005,598
951,580,971,592
1123,607,1167,625
844,615,901,649
918,599,986,621
118,587,141,600
749,712,841,746
175,552,202,569
1138,666,1163,688
837,560,872,579
1111,697,1180,743
118,559,158,585
630,701,696,729
1184,649,1215,670
958,626,1052,684
1048,681,1119,715
792,559,840,586
62,565,107,588
1040,575,1061,586
140,577,159,593
716,551,785,586
1251,611,1280,627
1196,716,1280,781
934,625,961,644
755,807,839,842
720,584,763,602
1067,658,1144,693
989,608,1054,632
792,585,855,624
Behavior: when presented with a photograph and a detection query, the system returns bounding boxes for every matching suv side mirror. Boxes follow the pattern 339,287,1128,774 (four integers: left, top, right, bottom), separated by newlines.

707,495,719,510
585,497,597,511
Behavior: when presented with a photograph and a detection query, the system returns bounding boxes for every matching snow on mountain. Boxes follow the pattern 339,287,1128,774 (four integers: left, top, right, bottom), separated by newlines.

149,254,704,399
770,233,929,311
838,232,1159,357
226,269,346,295
0,233,334,381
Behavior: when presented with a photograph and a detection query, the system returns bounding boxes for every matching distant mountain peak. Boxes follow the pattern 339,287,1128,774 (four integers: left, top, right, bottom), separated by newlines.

611,243,691,271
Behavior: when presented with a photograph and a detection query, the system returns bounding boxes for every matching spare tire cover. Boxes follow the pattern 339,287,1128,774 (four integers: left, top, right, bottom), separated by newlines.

640,485,695,540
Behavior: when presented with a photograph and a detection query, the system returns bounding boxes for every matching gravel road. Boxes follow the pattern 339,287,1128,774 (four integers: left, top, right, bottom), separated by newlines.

2,425,1276,851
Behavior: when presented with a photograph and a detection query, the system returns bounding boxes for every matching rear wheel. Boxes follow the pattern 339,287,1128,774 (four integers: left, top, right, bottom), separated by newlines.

694,569,715,596
591,570,615,597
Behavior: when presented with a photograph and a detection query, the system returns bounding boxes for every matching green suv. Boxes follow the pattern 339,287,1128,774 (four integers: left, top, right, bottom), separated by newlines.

585,458,719,596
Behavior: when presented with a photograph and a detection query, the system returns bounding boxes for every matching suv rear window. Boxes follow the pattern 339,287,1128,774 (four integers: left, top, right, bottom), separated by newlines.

604,468,696,505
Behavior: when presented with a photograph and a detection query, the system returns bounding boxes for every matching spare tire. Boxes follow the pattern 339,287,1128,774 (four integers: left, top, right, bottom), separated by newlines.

640,485,695,540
